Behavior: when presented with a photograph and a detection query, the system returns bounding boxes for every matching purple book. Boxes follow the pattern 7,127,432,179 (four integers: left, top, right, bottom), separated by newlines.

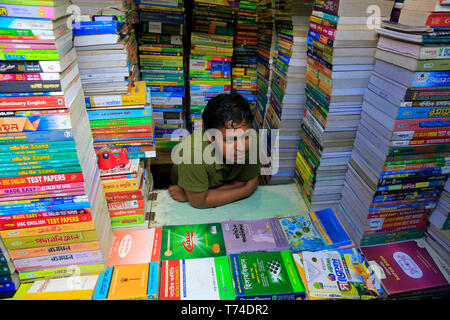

221,218,289,255
361,241,449,296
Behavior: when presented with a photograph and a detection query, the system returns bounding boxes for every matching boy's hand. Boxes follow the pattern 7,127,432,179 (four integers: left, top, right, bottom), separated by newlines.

168,185,188,202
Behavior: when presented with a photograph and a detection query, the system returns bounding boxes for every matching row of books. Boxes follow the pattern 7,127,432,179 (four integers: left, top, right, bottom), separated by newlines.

294,0,395,211
136,0,187,150
335,0,450,247
11,213,450,300
261,0,312,185
0,2,113,282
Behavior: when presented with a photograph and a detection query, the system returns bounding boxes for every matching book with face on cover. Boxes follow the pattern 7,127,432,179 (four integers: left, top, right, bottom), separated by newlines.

221,218,289,254
108,228,162,267
160,223,226,260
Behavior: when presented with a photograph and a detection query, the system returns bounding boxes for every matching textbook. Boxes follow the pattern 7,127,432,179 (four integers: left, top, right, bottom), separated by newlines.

230,250,306,300
362,240,450,298
93,263,159,300
279,208,352,253
159,256,235,300
108,228,162,267
301,249,382,300
221,218,289,254
160,223,226,260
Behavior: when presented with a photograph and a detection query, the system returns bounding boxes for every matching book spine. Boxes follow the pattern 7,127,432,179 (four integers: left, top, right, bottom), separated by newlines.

110,214,145,226
0,130,74,145
393,117,450,132
14,250,103,272
0,172,84,190
18,263,105,281
0,95,68,110
108,207,145,217
0,182,85,198
426,12,450,26
0,72,62,82
9,240,100,261
0,4,57,19
104,190,143,202
107,199,144,211
0,208,90,222
0,213,92,230
3,230,98,250
0,221,94,238
0,16,54,29
101,179,140,193
87,107,152,121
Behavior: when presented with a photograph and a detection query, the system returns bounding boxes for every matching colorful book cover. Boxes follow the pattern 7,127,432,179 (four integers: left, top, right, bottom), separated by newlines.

108,228,162,267
159,256,235,300
93,263,159,300
310,208,352,249
20,274,99,300
230,250,306,300
361,240,449,296
221,218,289,254
160,223,226,261
302,249,383,300
278,215,326,252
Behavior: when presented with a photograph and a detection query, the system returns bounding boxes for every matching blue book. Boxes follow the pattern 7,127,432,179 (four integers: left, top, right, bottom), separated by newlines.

72,21,122,35
309,208,352,250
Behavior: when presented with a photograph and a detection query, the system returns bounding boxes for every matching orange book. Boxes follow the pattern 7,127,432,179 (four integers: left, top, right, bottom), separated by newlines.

106,263,153,300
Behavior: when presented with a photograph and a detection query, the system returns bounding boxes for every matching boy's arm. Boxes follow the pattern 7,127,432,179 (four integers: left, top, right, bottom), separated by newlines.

184,176,258,209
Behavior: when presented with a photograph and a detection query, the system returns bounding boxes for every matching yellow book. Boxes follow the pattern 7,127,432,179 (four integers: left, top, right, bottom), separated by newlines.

19,275,99,300
0,221,95,238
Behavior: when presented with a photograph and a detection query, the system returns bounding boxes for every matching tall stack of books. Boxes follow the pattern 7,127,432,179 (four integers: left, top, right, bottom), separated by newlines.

294,0,394,211
422,174,450,283
232,0,258,112
0,241,19,299
0,4,113,281
100,158,152,229
254,0,275,129
261,0,312,185
189,0,236,130
136,0,186,150
335,7,450,247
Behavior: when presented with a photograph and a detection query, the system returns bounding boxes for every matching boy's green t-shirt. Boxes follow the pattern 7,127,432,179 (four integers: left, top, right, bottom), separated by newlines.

171,128,261,192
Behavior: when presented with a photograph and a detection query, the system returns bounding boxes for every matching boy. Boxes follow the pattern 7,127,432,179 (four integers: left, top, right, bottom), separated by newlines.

169,93,261,208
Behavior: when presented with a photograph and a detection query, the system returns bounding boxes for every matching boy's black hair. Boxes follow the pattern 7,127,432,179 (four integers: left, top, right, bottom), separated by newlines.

202,93,254,130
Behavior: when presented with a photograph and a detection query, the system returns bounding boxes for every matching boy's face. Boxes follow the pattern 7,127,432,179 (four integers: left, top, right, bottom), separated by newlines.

211,120,252,164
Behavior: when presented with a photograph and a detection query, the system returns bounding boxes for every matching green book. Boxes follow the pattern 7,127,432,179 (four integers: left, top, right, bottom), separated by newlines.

231,250,306,300
160,223,226,260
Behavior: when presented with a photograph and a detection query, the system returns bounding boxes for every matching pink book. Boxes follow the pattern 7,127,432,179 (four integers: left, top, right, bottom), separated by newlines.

107,228,162,267
362,241,449,296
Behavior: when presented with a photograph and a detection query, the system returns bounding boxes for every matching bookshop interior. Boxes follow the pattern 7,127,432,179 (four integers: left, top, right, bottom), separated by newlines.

0,0,450,302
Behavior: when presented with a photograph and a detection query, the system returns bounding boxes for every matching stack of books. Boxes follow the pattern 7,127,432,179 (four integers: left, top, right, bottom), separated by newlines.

361,240,449,299
261,0,312,185
232,0,259,111
424,177,450,280
0,4,113,281
335,15,450,246
294,0,394,211
0,241,19,299
189,0,236,130
72,15,139,97
254,0,275,129
100,159,152,229
136,0,186,150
